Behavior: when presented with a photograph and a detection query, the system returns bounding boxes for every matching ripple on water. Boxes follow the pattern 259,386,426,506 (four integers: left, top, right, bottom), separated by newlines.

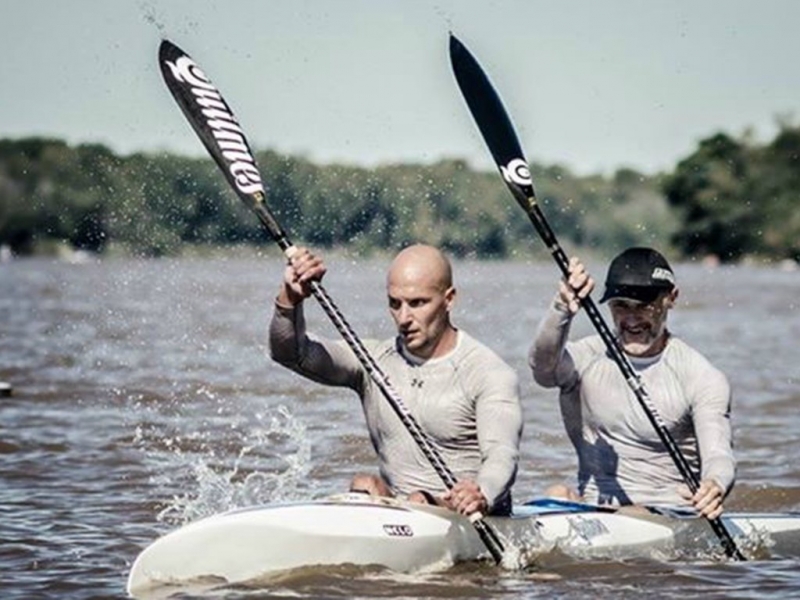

1,257,798,599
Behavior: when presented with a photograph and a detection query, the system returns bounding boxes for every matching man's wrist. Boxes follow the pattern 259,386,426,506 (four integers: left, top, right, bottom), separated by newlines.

276,285,303,308
553,296,572,314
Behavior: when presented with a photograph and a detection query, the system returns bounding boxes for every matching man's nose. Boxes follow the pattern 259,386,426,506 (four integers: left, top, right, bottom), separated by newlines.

398,304,413,325
621,311,642,325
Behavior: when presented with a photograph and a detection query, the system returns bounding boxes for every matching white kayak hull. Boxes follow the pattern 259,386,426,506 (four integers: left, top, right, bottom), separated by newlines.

127,494,800,596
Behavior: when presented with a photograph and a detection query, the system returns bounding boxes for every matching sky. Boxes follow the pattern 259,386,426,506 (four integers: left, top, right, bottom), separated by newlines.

2,0,799,176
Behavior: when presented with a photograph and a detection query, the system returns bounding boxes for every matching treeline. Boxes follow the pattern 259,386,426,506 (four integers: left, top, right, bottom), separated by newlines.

0,126,798,262
664,126,800,262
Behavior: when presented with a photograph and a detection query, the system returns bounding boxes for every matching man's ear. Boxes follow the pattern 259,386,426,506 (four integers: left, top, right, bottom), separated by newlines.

444,286,456,311
666,287,679,308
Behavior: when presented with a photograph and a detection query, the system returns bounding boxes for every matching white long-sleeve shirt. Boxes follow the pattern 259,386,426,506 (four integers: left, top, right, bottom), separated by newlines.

530,302,735,507
270,302,523,514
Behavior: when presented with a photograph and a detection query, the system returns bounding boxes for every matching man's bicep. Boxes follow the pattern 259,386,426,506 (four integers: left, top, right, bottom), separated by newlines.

476,369,523,446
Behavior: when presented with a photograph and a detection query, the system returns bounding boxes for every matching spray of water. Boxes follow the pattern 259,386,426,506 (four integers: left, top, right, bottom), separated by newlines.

137,0,167,36
155,404,312,525
131,386,313,526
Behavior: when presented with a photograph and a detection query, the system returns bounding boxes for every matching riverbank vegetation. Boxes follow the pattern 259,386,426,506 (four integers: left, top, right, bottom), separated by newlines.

1,124,798,263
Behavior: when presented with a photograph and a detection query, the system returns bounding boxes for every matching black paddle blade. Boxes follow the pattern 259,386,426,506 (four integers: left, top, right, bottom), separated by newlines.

449,35,535,205
158,40,265,202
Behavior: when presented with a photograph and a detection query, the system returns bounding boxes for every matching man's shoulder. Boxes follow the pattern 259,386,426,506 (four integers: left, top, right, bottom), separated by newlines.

363,336,400,359
456,331,517,377
567,334,607,364
664,337,728,382
665,336,715,365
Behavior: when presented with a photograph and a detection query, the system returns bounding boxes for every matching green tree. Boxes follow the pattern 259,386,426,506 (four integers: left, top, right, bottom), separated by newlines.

663,133,753,261
750,126,800,260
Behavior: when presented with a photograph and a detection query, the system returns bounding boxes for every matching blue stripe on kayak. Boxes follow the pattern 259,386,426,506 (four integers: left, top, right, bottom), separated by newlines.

517,497,616,515
518,497,701,518
518,498,800,521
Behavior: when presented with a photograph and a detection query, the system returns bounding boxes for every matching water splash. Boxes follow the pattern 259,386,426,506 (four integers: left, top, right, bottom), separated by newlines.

496,520,553,571
158,404,311,525
137,0,167,36
434,5,455,33
130,387,314,525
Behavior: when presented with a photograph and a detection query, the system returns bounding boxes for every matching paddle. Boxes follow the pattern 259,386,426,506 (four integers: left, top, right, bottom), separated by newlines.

157,39,506,564
448,34,745,561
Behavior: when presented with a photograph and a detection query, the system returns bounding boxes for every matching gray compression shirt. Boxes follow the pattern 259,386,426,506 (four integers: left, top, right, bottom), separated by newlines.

530,300,735,507
269,301,523,514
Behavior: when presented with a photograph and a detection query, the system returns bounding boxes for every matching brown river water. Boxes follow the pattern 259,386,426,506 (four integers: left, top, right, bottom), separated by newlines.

1,254,798,599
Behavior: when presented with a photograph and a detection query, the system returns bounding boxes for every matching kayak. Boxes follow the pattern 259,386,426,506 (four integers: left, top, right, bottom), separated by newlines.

127,493,800,596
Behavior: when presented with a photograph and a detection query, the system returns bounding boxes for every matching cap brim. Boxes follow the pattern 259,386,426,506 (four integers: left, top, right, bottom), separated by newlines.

600,285,666,304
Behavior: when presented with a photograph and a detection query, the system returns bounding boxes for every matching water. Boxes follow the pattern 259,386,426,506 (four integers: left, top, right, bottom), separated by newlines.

1,254,798,599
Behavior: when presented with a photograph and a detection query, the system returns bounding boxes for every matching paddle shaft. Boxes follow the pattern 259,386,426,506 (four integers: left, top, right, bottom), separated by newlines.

158,41,505,563
448,34,744,560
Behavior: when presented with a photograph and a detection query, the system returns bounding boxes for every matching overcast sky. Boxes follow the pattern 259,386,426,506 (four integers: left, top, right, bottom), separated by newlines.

2,0,799,175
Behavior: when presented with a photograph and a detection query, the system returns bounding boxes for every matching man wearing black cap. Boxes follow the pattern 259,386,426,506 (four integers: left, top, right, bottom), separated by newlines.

530,247,734,519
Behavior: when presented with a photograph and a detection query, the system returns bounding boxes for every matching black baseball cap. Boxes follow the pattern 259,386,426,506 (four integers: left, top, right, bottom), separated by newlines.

599,247,676,303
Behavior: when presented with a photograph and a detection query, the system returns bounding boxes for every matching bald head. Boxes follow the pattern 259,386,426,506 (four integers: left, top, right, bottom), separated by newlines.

387,244,453,291
386,245,457,359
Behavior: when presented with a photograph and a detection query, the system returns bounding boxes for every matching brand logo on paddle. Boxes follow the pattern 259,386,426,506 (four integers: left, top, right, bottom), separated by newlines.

500,158,532,187
165,55,264,196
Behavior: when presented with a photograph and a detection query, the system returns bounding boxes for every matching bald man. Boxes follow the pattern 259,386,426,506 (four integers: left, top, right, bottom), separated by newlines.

269,244,523,516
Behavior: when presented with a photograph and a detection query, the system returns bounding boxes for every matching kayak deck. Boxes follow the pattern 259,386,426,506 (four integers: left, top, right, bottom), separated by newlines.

127,494,800,597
